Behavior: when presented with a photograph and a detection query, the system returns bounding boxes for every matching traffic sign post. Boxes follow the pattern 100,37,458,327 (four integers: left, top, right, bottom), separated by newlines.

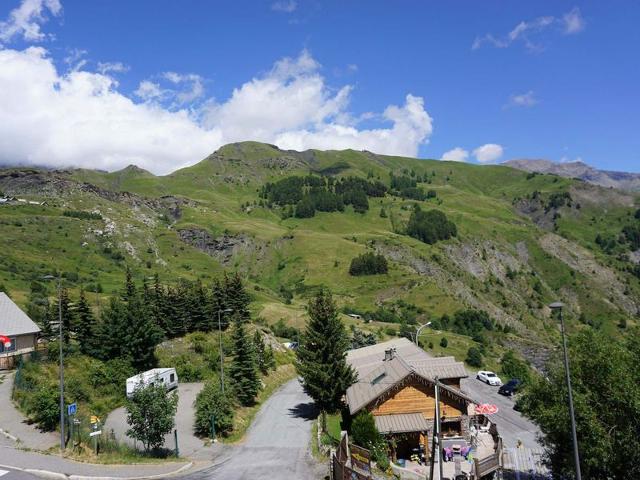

67,403,77,449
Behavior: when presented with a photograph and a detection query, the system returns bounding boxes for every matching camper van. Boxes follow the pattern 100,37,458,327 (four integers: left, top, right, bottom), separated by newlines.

126,368,178,398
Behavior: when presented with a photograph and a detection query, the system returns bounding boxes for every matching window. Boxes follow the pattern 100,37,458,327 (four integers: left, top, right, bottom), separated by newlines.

170,374,175,383
0,337,16,353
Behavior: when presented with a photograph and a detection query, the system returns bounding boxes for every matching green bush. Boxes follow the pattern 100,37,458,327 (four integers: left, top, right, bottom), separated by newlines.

349,252,388,276
351,411,380,448
466,347,483,367
406,207,457,244
439,337,448,348
194,380,235,438
500,350,530,383
28,386,61,431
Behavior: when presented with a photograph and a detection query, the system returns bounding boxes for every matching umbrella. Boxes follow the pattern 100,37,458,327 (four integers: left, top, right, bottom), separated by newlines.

475,403,499,415
0,335,11,348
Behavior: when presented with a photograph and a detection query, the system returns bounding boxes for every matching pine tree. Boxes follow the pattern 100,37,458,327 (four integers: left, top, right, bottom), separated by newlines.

224,273,250,323
75,288,97,356
190,280,209,332
49,287,75,344
253,330,271,374
209,278,229,331
229,317,261,406
296,290,356,417
122,267,136,301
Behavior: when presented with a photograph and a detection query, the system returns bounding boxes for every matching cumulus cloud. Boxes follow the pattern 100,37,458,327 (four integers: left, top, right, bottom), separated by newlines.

473,144,504,163
0,48,433,174
0,0,61,43
441,147,469,162
506,90,537,108
473,7,585,52
271,0,297,13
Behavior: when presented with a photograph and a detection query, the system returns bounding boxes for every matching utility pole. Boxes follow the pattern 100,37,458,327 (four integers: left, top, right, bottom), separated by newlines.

42,273,66,451
549,302,582,480
57,274,65,451
429,377,443,480
217,308,233,394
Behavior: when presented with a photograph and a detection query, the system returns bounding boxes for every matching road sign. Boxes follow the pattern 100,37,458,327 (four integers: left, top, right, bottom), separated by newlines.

90,415,99,424
67,403,77,416
89,431,102,437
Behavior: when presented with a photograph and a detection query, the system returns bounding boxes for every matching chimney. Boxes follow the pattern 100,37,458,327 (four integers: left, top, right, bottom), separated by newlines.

384,348,395,361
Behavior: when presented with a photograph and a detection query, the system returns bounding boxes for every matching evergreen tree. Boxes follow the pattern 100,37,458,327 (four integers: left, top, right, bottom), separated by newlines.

209,278,230,331
253,330,275,374
190,280,209,332
296,290,356,418
48,287,75,344
75,288,97,356
122,267,136,301
224,273,250,323
229,317,261,406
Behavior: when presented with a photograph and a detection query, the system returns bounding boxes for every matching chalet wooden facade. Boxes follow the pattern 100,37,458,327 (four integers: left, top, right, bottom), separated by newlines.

345,338,477,460
0,292,41,370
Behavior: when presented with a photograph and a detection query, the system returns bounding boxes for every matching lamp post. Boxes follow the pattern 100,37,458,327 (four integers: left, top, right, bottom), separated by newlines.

42,274,65,451
414,321,432,347
217,308,234,394
549,302,582,480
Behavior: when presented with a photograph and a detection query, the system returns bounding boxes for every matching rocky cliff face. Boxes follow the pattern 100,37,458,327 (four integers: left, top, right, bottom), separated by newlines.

505,159,640,191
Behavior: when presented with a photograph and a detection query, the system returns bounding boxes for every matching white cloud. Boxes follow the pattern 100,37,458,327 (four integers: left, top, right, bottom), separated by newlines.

97,61,129,74
271,0,297,13
560,155,583,164
473,144,504,163
162,72,205,104
440,147,469,162
473,7,585,52
562,7,585,34
0,48,434,174
134,80,163,101
0,0,61,43
506,90,537,108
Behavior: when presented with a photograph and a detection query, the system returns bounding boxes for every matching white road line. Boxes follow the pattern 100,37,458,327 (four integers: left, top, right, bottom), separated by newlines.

0,469,10,477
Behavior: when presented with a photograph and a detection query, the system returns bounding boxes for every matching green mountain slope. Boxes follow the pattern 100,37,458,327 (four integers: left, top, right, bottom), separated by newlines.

1,142,638,367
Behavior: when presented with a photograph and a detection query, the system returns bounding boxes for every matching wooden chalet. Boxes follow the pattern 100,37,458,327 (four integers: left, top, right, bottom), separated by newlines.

345,338,478,461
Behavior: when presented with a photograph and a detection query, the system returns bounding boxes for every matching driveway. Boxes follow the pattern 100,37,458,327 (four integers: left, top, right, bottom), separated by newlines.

105,383,221,461
461,375,542,449
180,379,324,480
0,372,58,450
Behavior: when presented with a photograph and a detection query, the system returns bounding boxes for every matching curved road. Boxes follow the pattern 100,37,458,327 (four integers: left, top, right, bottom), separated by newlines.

181,379,324,480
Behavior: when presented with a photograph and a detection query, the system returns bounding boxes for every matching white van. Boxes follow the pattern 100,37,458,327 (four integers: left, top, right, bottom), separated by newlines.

126,368,179,398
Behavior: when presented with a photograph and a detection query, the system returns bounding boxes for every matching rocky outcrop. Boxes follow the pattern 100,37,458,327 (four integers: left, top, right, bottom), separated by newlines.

177,228,264,266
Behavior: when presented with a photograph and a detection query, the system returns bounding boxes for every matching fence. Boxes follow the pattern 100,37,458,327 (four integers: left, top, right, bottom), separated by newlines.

330,432,373,480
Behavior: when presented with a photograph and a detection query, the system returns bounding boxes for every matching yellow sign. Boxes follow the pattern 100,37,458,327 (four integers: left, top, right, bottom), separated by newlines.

90,415,99,424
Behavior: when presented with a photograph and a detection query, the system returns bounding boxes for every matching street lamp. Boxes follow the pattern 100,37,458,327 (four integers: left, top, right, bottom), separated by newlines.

217,308,234,394
549,302,582,480
42,274,65,451
414,321,432,347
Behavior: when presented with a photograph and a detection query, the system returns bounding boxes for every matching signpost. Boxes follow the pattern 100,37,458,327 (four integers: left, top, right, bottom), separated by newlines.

350,445,372,475
67,403,77,449
90,416,101,455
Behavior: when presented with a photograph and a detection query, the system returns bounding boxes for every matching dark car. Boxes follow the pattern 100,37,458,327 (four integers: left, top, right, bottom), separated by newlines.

498,379,522,396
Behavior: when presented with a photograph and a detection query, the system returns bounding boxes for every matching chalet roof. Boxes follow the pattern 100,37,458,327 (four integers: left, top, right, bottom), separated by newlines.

0,292,41,336
374,413,431,434
345,337,476,415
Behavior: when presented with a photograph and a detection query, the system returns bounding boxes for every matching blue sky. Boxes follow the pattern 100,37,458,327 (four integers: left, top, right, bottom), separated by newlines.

0,0,638,174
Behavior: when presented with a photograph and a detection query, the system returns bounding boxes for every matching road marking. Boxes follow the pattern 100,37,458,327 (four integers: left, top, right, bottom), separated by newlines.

0,470,10,477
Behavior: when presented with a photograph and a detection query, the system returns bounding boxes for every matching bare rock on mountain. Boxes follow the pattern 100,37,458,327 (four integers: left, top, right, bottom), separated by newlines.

505,158,640,191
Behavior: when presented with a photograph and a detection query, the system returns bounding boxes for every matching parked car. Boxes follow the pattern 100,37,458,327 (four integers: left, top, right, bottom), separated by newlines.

126,368,179,397
476,370,503,386
498,379,522,396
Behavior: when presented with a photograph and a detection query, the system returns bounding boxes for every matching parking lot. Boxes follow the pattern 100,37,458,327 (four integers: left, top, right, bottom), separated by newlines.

461,374,542,449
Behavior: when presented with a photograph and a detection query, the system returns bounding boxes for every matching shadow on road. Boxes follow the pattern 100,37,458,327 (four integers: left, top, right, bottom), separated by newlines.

288,402,318,420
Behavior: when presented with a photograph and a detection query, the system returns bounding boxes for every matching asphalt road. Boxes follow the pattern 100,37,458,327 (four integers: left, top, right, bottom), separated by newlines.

461,375,541,449
0,467,37,480
180,379,324,480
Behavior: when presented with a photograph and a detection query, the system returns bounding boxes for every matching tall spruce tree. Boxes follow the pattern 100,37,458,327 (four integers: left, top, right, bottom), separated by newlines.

209,278,229,331
296,290,356,418
253,330,275,374
75,288,97,356
190,280,209,332
229,317,261,406
48,287,75,344
224,273,250,323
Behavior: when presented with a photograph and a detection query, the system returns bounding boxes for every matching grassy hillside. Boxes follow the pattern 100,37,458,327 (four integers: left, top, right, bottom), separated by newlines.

1,142,638,367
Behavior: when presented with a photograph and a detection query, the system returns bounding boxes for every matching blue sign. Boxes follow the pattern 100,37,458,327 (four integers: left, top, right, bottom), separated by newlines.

67,403,77,416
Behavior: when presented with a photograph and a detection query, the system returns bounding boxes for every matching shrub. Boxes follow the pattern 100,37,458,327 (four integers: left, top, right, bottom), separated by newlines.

28,386,61,431
439,337,448,348
194,380,235,438
351,411,380,447
500,350,530,383
406,207,457,244
126,384,178,452
466,347,483,367
349,252,389,276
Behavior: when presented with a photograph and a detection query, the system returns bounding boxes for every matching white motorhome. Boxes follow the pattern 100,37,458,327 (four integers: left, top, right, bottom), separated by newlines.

126,368,178,398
